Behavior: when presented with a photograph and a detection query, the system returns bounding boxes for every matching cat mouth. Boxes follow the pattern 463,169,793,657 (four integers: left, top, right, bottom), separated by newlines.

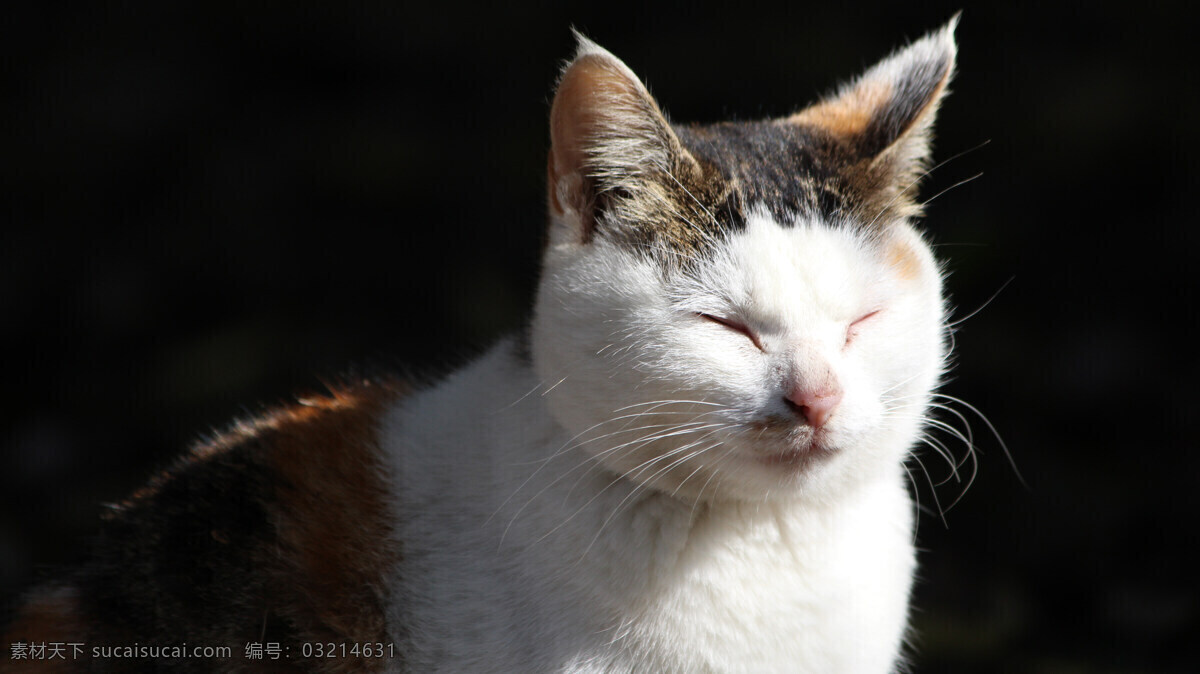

734,412,840,470
748,424,836,469
761,447,815,467
759,440,833,468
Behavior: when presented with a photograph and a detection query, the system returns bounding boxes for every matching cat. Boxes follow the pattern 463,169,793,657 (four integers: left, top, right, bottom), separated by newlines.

5,18,959,673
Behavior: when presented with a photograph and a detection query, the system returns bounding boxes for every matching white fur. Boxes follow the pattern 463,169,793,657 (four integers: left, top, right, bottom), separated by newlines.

381,205,947,672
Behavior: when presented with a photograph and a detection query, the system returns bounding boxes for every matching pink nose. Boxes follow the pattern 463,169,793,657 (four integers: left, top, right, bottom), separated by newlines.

785,383,843,429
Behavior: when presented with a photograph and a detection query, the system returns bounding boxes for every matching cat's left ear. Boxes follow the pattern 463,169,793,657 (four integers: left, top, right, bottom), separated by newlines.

788,17,958,211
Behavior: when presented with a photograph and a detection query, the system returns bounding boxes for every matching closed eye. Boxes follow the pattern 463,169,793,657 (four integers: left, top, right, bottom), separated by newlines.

844,310,881,348
697,313,763,351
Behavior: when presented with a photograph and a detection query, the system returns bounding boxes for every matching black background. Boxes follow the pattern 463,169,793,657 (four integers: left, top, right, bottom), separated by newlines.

2,2,1197,672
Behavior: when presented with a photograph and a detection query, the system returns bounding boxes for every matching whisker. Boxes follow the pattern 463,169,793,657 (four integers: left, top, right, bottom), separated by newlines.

540,375,570,396
946,276,1015,329
916,431,961,484
902,462,923,543
497,420,727,539
866,139,991,229
906,450,948,528
489,405,730,529
562,423,732,500
611,399,727,412
662,169,721,233
576,433,728,560
920,171,983,208
929,393,1026,488
498,380,552,411
943,435,980,512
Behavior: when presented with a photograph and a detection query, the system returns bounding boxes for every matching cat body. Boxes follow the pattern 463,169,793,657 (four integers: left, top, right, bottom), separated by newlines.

6,20,959,673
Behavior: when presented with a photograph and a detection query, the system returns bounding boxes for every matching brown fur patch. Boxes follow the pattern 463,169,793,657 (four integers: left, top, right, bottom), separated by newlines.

255,387,401,669
4,380,406,673
788,79,893,139
4,586,83,640
2,586,88,672
547,152,562,216
886,236,923,281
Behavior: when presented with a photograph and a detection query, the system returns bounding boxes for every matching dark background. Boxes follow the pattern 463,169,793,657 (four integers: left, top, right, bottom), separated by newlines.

2,2,1196,672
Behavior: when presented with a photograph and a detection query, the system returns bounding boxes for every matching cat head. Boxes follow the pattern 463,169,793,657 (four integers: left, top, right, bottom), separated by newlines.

531,20,957,503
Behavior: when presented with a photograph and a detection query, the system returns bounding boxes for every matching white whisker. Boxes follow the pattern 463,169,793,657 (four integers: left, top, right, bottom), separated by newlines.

946,276,1015,329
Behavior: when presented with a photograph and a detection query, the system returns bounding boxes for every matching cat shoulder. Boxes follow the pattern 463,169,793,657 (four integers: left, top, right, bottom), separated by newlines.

4,379,406,672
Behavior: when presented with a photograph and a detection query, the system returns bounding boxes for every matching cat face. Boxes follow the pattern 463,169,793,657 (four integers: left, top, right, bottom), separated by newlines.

531,24,955,502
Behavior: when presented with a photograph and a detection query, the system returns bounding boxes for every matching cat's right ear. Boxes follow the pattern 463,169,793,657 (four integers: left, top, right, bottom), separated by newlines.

547,34,688,245
787,18,958,220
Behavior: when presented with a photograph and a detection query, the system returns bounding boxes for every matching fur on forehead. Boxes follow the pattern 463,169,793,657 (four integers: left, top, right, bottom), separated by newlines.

669,206,923,324
547,20,957,267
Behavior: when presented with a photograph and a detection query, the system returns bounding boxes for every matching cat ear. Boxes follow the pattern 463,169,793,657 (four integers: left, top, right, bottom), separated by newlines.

788,17,958,204
548,34,691,243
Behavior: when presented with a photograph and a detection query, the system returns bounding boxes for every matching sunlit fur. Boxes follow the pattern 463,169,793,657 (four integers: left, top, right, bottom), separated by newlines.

385,24,956,673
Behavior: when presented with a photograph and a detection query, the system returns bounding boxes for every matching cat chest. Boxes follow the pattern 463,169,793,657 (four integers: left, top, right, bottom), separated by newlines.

570,507,914,672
